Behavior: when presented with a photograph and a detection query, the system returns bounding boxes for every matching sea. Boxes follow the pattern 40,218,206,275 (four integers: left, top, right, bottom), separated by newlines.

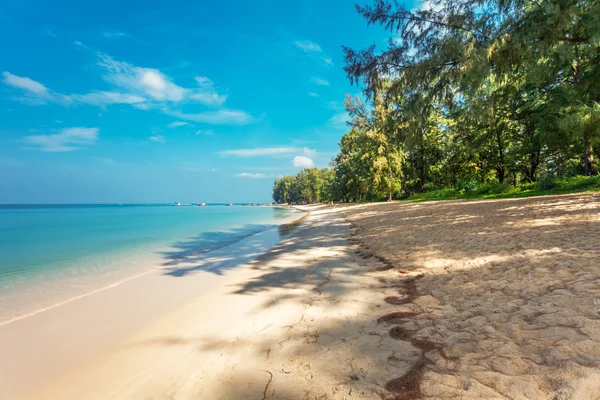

0,204,299,324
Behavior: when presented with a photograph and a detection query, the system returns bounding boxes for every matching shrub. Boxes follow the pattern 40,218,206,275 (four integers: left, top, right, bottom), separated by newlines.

474,182,509,195
537,173,557,190
457,178,480,193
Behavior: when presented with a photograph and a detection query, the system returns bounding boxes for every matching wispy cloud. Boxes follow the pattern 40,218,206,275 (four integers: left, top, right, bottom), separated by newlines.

220,146,316,158
168,121,188,128
3,72,50,97
220,147,297,157
311,77,330,86
1,71,140,107
96,53,227,106
165,109,253,125
102,31,128,39
190,76,227,105
149,135,166,143
40,27,57,38
295,40,333,66
97,54,184,102
303,148,317,158
236,172,269,179
292,155,315,168
22,127,99,152
308,92,319,97
329,112,351,127
2,48,233,112
2,72,72,105
70,91,146,106
195,129,214,136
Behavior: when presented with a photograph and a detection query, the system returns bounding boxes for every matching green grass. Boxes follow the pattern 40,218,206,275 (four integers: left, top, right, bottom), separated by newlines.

404,175,600,202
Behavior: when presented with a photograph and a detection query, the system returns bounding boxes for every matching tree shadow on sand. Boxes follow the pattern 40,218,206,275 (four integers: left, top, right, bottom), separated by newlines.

130,194,600,399
159,217,310,278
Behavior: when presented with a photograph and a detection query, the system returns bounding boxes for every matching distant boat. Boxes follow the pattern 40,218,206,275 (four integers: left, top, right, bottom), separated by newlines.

172,202,182,206
225,203,234,207
197,202,206,206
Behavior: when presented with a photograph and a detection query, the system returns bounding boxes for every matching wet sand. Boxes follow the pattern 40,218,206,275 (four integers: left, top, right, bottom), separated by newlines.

2,194,600,399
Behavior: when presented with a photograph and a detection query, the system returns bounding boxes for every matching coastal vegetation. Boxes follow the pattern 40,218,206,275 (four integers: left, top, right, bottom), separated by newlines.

273,0,600,203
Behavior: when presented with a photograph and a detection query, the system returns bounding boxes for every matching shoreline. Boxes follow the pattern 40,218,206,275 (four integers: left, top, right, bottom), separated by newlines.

16,205,370,400
0,209,306,328
0,210,307,400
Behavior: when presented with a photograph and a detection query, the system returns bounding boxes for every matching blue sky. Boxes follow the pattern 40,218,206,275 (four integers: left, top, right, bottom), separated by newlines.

0,0,414,203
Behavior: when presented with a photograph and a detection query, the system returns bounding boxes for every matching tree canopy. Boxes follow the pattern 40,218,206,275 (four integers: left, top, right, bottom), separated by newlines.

273,0,600,203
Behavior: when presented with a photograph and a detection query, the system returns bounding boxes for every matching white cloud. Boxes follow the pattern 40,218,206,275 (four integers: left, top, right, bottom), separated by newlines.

168,121,188,128
295,40,333,66
166,109,253,125
311,77,330,86
40,28,57,38
329,112,351,127
420,0,445,12
293,156,315,168
3,72,50,96
236,172,269,179
308,92,319,97
191,76,227,105
103,31,128,39
96,53,226,106
3,51,250,125
220,146,317,159
70,91,146,106
2,71,139,107
220,147,298,157
295,40,322,52
149,135,165,143
195,129,214,136
98,54,186,102
22,127,98,152
303,147,317,158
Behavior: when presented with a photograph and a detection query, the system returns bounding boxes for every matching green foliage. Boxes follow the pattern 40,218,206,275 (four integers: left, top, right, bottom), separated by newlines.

457,178,480,194
272,168,334,204
536,173,557,191
274,0,600,203
406,176,600,202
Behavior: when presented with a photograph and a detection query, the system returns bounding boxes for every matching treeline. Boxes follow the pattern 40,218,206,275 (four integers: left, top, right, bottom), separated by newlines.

272,168,336,204
275,0,600,203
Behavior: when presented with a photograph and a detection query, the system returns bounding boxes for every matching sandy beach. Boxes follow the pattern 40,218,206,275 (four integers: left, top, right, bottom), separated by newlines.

1,194,600,399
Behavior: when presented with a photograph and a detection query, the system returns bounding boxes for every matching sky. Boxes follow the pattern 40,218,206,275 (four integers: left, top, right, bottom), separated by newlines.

0,0,415,203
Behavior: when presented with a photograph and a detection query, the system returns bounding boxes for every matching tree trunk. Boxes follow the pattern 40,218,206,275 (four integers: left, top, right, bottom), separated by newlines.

584,142,594,176
526,122,541,182
497,167,505,183
495,126,506,183
387,192,393,202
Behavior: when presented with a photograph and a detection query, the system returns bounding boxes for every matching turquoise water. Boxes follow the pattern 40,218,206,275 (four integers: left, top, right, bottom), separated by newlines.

0,204,294,322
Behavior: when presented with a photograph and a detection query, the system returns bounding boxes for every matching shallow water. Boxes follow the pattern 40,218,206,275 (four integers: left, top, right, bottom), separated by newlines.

0,204,297,323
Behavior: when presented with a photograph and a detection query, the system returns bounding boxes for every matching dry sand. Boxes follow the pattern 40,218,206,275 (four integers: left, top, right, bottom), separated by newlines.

1,194,599,399
339,193,600,399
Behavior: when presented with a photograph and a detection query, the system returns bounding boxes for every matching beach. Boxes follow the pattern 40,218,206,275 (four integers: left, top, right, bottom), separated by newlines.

1,194,600,399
